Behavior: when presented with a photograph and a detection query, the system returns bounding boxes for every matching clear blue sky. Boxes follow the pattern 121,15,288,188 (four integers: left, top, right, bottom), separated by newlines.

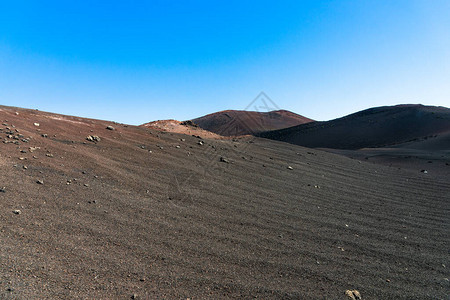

1,1,449,125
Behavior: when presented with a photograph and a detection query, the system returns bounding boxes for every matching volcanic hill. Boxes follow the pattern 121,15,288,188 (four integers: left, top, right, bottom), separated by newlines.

258,104,450,150
190,109,313,136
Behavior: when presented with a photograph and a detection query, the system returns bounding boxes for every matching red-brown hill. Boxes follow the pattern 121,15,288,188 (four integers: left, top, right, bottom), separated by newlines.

190,109,313,136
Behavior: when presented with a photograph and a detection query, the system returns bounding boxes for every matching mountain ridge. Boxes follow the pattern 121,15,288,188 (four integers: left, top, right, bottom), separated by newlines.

257,104,450,150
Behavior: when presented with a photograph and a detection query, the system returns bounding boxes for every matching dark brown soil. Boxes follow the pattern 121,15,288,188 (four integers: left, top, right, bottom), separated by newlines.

0,105,448,299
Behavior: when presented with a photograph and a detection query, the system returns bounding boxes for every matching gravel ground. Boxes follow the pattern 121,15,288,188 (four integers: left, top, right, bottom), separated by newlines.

0,105,448,299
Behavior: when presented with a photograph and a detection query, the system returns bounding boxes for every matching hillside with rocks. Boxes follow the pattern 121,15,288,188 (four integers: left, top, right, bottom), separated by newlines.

0,105,448,299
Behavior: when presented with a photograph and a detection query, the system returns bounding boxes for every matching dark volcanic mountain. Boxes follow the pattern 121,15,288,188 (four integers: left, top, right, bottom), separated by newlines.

258,104,450,150
190,109,313,136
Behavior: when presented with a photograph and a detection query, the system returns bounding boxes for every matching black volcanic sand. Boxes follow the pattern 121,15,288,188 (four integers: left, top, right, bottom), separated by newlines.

0,106,449,299
325,147,450,179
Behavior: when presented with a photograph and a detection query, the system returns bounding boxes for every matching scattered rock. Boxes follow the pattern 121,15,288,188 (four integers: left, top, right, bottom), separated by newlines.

420,170,428,174
0,187,5,193
180,120,198,127
220,157,229,163
287,166,293,170
131,294,138,299
33,123,40,127
41,134,48,138
106,125,115,130
175,145,181,149
36,180,44,185
197,141,204,146
46,153,54,157
12,210,21,215
345,289,361,300
86,135,100,142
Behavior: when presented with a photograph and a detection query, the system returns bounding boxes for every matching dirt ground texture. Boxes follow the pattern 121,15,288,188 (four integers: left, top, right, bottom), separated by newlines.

0,106,449,299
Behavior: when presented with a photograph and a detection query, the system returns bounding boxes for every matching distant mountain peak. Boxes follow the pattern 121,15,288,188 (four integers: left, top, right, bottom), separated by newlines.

189,109,313,136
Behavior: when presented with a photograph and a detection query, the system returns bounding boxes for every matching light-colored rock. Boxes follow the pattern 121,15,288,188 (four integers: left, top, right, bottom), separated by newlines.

345,289,361,300
86,135,100,142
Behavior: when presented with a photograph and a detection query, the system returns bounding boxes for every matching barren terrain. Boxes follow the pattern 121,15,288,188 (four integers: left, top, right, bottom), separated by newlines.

0,105,449,299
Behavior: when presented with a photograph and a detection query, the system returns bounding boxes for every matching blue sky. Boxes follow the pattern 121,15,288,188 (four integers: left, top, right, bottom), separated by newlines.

0,0,449,124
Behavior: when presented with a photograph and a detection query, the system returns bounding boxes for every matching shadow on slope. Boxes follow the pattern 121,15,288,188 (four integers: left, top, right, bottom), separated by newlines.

258,104,450,150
